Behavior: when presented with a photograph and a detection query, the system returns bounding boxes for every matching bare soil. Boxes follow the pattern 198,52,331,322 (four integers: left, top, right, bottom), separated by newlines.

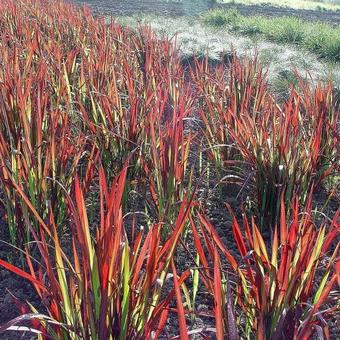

0,218,41,340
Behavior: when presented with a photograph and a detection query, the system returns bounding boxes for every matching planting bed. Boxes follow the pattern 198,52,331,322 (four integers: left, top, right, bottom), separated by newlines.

0,0,339,339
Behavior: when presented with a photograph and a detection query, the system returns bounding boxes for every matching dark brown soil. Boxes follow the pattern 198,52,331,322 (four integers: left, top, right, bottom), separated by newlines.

0,217,41,340
73,0,340,25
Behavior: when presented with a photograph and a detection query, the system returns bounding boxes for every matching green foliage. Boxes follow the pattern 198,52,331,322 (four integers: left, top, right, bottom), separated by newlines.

202,9,340,61
304,22,340,59
221,0,340,11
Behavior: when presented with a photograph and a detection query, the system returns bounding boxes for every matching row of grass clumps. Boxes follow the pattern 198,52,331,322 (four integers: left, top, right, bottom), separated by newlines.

202,9,340,61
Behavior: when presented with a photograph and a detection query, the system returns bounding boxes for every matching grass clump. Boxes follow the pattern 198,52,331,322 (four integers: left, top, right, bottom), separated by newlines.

202,9,340,61
304,22,340,59
192,55,339,229
193,196,340,339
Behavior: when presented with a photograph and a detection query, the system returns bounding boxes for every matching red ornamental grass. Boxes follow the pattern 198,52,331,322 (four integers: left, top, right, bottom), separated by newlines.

143,84,194,224
0,52,86,244
193,53,338,229
0,0,192,244
192,194,339,339
0,165,195,339
228,79,338,228
191,53,268,168
188,213,239,339
0,0,103,244
74,19,185,160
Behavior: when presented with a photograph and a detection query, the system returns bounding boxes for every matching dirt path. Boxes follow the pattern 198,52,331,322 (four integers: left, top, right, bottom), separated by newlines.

73,0,340,25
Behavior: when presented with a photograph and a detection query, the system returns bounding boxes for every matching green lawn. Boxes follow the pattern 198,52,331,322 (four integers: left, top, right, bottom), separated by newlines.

202,9,340,61
218,0,340,11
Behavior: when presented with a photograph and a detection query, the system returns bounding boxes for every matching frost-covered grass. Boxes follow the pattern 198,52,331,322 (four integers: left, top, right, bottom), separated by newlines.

117,14,340,95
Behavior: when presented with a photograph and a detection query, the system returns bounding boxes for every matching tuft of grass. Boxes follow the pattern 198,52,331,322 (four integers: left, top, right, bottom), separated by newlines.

304,22,340,60
0,6,88,245
142,85,195,227
194,54,339,229
191,52,268,171
0,166,195,338
193,195,340,339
